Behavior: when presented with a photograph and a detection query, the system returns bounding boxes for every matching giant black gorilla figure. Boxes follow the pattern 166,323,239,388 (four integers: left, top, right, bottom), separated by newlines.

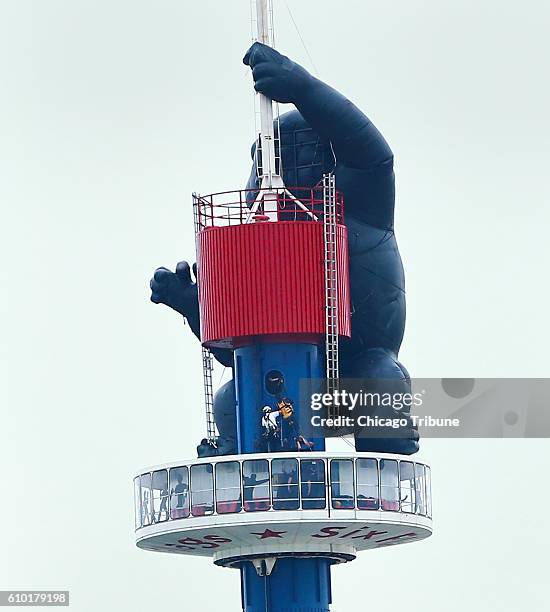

150,43,419,455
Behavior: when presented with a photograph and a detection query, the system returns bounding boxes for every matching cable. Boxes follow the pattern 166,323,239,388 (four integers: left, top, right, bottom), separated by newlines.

340,435,355,449
217,366,227,388
328,140,337,171
284,1,319,75
264,570,269,612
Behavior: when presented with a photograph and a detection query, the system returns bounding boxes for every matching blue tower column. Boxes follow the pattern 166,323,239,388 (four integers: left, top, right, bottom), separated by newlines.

234,340,331,612
234,341,325,454
241,558,332,612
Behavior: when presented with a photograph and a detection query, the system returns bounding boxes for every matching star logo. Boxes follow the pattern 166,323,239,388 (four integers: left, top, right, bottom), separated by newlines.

250,529,287,539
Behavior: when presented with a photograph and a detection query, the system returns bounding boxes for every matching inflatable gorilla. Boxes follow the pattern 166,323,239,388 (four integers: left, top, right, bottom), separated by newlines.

150,43,419,456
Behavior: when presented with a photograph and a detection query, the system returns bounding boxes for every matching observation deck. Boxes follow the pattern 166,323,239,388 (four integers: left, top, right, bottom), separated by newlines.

134,452,432,567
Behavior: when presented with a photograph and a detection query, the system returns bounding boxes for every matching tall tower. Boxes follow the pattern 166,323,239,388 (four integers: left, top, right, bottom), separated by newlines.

134,2,432,610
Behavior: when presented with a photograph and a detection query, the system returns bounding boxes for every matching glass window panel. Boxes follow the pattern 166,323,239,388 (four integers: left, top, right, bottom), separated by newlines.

300,459,326,510
169,466,189,520
216,462,242,514
330,459,355,509
243,460,271,512
152,470,169,523
399,461,416,513
272,459,299,510
191,464,214,516
140,473,152,526
134,477,141,529
415,464,426,516
425,466,432,518
380,459,399,511
356,458,379,510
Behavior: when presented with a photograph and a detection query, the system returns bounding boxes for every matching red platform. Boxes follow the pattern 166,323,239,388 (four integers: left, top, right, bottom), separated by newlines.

197,220,351,348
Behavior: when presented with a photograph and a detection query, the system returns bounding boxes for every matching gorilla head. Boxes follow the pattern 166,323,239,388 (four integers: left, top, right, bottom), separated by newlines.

245,109,335,196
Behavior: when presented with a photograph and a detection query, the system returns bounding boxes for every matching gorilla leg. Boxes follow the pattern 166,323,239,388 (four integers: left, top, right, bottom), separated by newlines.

213,380,238,454
197,379,238,457
341,348,419,455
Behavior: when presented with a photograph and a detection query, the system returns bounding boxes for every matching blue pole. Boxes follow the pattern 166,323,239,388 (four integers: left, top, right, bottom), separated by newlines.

233,342,325,454
240,557,332,612
233,341,332,612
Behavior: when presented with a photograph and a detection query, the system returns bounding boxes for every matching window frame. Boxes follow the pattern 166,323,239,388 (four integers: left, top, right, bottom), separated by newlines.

300,458,327,510
150,469,169,524
134,476,141,529
169,465,190,521
425,465,432,518
215,461,243,515
398,460,416,514
190,463,214,517
414,463,427,516
242,459,271,512
140,472,153,526
330,459,356,510
379,459,400,512
356,458,380,510
271,458,300,511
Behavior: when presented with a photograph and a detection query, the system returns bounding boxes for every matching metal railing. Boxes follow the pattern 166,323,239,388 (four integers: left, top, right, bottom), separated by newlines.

193,187,344,230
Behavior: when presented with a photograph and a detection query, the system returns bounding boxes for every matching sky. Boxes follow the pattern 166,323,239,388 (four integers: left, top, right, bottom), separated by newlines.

1,1,549,611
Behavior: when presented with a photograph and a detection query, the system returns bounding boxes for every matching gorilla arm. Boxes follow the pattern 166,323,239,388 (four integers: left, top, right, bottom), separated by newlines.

150,262,233,367
244,42,395,229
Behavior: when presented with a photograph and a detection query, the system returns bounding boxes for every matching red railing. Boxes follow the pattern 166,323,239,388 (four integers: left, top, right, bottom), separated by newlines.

193,187,345,230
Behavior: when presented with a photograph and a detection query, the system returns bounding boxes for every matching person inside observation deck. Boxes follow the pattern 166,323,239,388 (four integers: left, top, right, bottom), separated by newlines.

243,473,270,511
150,43,419,456
171,473,188,518
158,486,169,522
243,473,270,493
275,462,299,509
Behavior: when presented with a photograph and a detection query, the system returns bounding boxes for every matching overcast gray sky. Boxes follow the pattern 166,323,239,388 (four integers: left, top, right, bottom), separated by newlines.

1,1,549,611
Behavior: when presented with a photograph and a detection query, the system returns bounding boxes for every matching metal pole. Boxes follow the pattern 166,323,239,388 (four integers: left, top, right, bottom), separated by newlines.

240,13,333,607
254,0,283,195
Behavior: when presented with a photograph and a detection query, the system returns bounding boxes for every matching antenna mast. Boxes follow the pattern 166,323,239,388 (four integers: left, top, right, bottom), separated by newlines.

249,0,315,221
247,0,285,221
253,0,283,191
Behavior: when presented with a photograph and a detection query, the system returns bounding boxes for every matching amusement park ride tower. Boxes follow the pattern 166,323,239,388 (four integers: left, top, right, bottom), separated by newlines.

134,2,433,610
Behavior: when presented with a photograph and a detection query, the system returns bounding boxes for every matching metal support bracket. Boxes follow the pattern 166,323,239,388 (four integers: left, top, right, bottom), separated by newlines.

251,557,277,577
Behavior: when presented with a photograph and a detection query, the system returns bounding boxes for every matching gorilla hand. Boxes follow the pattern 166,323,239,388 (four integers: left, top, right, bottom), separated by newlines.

150,261,198,319
243,42,312,104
